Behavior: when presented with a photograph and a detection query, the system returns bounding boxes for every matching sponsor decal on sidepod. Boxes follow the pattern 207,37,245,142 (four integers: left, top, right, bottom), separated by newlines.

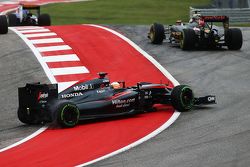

61,92,84,98
73,84,94,91
112,98,136,108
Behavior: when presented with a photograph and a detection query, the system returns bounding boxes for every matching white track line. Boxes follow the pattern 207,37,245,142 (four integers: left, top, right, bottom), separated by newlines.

87,24,179,86
76,24,181,167
9,27,57,84
1,1,92,154
37,45,72,52
14,26,45,30
30,38,64,44
8,25,180,167
24,32,57,38
4,28,86,153
76,112,180,167
0,126,48,152
51,66,89,75
19,29,50,33
42,54,80,62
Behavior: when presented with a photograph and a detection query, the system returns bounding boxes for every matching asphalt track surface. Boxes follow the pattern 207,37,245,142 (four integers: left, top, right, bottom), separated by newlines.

0,26,250,167
0,30,46,149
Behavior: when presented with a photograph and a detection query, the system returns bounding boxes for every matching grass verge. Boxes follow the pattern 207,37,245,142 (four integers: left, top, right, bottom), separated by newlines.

41,0,211,25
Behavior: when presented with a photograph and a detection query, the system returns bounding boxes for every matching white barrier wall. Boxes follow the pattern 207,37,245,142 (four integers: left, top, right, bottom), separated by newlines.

190,7,250,23
213,0,249,8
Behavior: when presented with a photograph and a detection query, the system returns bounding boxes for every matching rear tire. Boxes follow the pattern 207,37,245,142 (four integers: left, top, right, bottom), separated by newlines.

180,29,196,50
0,15,8,34
38,14,51,26
8,14,18,26
55,101,80,128
148,23,165,44
171,85,194,112
225,28,242,50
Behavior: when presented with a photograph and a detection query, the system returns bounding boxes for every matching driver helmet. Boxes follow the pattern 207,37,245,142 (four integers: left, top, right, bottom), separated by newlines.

23,9,29,16
111,82,121,89
189,13,201,23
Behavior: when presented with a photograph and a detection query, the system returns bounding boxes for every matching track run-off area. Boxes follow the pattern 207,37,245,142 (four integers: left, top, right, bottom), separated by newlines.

0,25,180,166
0,1,183,166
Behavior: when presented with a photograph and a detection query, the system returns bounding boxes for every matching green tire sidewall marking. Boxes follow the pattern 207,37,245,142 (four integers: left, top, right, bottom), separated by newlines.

61,104,80,126
180,86,194,110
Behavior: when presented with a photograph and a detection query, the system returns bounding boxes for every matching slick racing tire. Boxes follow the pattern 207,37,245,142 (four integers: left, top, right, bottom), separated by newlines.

38,14,51,26
225,28,243,50
171,85,194,112
0,15,8,34
180,29,196,50
149,23,165,44
8,14,18,26
55,101,80,128
18,107,40,125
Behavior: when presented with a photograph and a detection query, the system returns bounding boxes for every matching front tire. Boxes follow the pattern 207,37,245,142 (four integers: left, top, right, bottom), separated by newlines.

180,29,196,50
38,14,51,26
55,101,80,128
171,85,194,112
148,23,165,44
0,15,8,34
225,28,242,50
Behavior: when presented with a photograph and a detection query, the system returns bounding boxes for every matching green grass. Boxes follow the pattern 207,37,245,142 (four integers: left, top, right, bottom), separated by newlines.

41,0,211,25
230,23,250,27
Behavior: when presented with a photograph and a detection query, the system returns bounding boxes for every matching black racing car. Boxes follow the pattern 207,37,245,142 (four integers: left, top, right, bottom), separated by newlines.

148,15,242,50
18,72,216,128
8,3,51,26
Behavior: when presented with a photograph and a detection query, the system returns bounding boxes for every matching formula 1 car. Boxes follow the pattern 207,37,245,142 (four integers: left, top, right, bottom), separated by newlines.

18,73,216,128
8,3,51,26
148,15,242,50
0,15,8,34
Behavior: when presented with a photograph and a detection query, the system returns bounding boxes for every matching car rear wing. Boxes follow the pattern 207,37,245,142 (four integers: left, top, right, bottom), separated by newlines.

19,2,41,17
201,16,229,29
19,1,41,9
18,83,58,108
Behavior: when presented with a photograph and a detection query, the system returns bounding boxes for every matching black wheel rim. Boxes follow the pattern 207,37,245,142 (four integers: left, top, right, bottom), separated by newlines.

180,87,194,110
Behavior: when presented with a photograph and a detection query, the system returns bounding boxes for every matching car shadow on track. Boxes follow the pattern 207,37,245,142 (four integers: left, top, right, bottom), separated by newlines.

47,113,146,129
193,105,216,110
48,106,174,129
